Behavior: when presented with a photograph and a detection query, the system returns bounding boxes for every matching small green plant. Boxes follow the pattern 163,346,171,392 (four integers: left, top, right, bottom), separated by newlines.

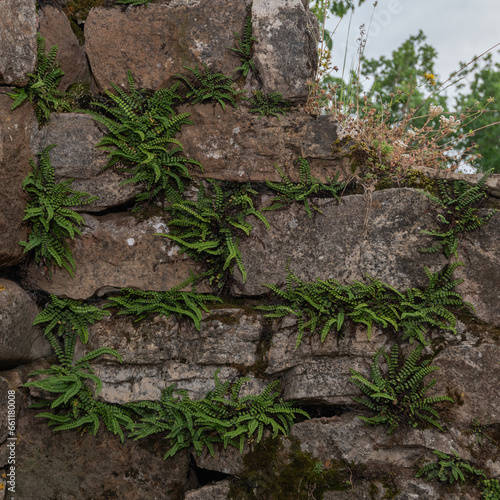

115,0,152,5
19,145,98,277
265,157,344,218
248,91,293,119
24,330,132,442
481,478,500,500
465,418,497,447
8,34,70,124
420,170,497,258
175,63,244,109
349,343,454,435
105,273,222,330
84,71,201,204
227,15,256,77
157,180,269,287
258,261,472,347
126,370,309,459
33,294,110,344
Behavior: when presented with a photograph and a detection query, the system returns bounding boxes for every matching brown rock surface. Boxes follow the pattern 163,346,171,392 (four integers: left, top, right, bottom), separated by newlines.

38,6,91,91
0,279,51,368
23,212,207,299
178,105,346,183
0,93,39,267
85,1,249,91
0,0,37,85
40,113,140,211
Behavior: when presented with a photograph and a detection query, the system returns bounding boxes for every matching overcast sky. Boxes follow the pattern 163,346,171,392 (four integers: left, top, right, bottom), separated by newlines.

324,0,500,102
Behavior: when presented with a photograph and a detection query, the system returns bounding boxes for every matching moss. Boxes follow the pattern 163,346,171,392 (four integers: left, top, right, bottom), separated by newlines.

63,0,105,23
228,437,351,500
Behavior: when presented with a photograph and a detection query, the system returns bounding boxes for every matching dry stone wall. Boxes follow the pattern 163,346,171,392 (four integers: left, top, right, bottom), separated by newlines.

1,1,499,499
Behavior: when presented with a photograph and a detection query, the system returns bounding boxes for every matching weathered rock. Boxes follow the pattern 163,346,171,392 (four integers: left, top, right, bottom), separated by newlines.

178,105,347,183
39,113,140,211
85,1,250,91
38,6,91,91
86,305,263,366
0,279,51,368
252,0,318,101
0,0,37,85
13,386,190,499
185,480,231,500
0,93,39,267
431,342,500,426
23,212,207,299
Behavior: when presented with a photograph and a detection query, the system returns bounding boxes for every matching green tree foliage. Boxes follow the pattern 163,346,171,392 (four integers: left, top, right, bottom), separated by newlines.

454,52,500,173
350,344,453,435
127,371,309,459
19,145,98,277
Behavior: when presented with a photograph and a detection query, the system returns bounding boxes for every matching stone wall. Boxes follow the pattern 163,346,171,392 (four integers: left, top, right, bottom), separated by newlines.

1,1,499,499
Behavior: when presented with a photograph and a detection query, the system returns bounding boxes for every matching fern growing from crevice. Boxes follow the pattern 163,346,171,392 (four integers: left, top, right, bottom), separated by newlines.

24,330,132,442
33,294,110,344
350,343,453,435
257,261,473,347
157,180,269,288
8,34,70,124
126,370,309,459
227,15,256,77
248,91,293,119
115,0,152,5
105,272,222,329
175,63,244,110
264,157,345,218
83,70,201,205
19,145,98,277
420,170,497,258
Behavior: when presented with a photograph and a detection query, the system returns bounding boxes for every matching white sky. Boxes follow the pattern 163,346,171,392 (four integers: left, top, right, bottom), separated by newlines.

324,0,500,103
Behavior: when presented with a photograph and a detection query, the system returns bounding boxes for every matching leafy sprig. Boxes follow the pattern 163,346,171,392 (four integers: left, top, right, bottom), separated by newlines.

157,180,269,287
248,91,293,119
8,34,70,124
227,15,256,77
83,70,201,204
257,261,473,347
175,63,244,110
265,157,344,218
19,145,98,277
126,370,309,459
350,344,453,435
420,170,497,258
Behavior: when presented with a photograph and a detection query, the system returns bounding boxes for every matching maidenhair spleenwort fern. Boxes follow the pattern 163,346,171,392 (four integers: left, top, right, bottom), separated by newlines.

257,261,473,347
248,91,293,119
175,63,244,110
105,272,222,329
157,180,269,288
33,294,110,344
265,157,345,218
350,343,454,435
420,170,497,258
19,145,98,277
227,15,256,77
24,330,132,442
8,34,70,124
126,370,309,459
83,70,201,205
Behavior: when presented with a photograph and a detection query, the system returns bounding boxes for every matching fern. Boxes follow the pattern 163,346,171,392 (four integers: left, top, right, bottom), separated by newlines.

105,273,222,329
8,34,70,124
115,0,152,5
257,261,473,347
265,157,344,218
248,91,293,119
175,63,244,110
227,15,256,77
350,344,453,435
126,370,309,459
19,145,98,277
420,170,497,258
33,294,110,344
24,330,131,442
157,180,269,288
83,71,201,205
